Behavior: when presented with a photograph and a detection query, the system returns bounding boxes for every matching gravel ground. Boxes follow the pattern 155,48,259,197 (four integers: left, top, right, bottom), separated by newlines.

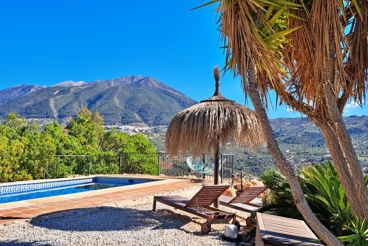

0,187,255,246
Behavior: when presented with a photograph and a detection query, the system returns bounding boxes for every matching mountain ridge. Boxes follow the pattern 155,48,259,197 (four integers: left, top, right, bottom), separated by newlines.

0,76,197,126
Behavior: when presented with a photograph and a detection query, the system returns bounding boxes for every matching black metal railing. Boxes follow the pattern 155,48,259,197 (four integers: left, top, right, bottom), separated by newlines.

41,152,235,182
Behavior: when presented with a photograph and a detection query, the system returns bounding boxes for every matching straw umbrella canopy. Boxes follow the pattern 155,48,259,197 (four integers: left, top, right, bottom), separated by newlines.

165,67,265,185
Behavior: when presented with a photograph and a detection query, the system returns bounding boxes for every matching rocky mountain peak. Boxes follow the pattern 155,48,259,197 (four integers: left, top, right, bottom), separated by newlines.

52,80,87,87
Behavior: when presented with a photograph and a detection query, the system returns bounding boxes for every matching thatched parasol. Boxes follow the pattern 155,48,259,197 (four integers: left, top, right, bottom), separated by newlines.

165,66,265,185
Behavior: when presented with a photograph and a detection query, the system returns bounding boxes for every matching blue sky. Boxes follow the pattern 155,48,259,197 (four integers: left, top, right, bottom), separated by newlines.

0,1,366,119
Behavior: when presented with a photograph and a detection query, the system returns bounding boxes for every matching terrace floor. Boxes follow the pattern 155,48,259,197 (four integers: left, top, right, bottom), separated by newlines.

0,175,206,226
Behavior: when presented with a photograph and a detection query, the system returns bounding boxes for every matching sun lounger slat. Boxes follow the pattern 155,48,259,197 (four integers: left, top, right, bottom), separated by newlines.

230,186,267,204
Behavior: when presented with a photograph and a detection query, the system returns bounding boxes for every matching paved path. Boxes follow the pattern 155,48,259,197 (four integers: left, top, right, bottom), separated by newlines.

0,176,206,226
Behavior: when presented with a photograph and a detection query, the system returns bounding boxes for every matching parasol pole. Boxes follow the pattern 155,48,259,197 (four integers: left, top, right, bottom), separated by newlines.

214,141,220,207
214,141,220,185
213,66,221,187
213,68,221,207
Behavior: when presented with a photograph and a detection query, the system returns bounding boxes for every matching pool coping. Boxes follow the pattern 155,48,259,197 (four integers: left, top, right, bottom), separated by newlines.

0,175,173,209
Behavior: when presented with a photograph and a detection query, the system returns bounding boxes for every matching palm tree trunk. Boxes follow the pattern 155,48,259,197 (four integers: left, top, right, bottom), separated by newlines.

312,27,368,219
316,83,368,219
247,63,342,246
272,80,368,220
315,118,368,219
271,73,368,220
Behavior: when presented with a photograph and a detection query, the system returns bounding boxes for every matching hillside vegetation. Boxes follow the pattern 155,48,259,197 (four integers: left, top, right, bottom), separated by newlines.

0,109,158,182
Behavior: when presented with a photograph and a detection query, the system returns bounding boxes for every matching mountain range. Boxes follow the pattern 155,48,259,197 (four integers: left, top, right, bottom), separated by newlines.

0,76,197,126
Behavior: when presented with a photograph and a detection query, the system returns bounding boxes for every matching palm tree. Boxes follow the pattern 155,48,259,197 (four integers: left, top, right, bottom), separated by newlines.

199,0,367,245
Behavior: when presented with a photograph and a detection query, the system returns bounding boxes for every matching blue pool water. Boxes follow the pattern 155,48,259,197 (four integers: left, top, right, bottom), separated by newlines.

0,177,156,204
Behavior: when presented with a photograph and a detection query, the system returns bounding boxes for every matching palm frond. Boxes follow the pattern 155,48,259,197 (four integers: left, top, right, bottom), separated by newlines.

217,0,300,102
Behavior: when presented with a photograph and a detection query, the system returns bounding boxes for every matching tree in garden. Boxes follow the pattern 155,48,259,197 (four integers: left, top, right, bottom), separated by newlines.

101,128,130,153
0,115,56,181
43,121,83,177
67,107,105,150
66,108,158,175
119,133,158,175
20,129,57,179
0,110,159,179
43,121,73,155
2,113,27,137
0,134,30,181
64,108,105,174
202,0,367,244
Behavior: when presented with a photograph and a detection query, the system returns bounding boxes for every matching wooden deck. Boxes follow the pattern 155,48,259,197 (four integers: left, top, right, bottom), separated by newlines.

255,212,324,246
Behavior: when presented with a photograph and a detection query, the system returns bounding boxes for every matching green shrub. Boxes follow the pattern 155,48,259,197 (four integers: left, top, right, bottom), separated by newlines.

260,161,367,236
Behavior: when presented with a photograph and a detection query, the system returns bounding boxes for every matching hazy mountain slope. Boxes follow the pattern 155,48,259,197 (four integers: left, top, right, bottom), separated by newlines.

0,84,45,104
0,76,197,126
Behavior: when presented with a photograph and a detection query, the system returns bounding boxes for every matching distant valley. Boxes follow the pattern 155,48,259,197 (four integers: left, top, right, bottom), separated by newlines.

145,116,368,176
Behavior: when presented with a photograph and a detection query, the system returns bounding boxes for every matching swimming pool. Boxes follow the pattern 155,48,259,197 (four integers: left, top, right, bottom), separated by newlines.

0,176,158,204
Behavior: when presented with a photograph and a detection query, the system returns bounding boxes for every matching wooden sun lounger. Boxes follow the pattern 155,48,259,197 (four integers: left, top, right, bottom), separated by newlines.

219,186,268,213
153,184,238,234
255,212,323,245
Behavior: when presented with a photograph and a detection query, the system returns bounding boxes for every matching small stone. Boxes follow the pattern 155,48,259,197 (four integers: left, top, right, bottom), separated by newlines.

224,224,238,239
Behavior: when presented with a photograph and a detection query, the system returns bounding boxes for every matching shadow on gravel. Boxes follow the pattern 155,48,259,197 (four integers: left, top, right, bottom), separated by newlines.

0,241,52,246
30,206,193,232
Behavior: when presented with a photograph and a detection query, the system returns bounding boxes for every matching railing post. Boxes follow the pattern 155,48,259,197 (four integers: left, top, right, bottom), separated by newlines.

220,154,223,184
57,157,59,178
231,155,234,178
157,152,160,176
202,153,206,179
88,156,91,176
119,153,122,174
